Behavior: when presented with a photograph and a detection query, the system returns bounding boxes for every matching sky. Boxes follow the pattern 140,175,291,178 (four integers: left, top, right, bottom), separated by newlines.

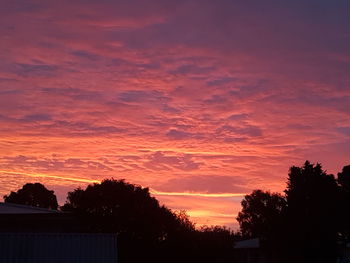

0,0,350,229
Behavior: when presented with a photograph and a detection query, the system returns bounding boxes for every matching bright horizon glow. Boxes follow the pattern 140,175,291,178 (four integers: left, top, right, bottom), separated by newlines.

151,190,246,198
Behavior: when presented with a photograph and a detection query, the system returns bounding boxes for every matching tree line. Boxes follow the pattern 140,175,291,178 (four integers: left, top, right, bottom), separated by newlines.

3,179,236,263
237,161,350,263
3,161,350,263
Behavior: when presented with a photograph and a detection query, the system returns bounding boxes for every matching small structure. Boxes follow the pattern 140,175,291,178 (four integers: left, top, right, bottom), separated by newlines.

235,237,350,263
0,233,117,263
235,238,260,249
0,202,73,232
337,240,350,263
0,202,118,263
234,238,264,263
0,202,60,214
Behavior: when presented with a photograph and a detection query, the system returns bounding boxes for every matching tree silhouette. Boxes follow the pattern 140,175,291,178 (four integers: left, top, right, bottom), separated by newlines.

338,165,350,239
4,183,58,210
237,189,286,239
338,165,350,191
62,179,195,263
284,161,339,263
62,179,193,236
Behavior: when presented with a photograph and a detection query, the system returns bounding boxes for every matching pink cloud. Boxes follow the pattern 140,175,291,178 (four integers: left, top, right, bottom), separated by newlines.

0,0,349,229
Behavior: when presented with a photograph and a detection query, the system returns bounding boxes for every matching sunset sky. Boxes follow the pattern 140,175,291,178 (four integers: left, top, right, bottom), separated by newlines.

1,0,349,228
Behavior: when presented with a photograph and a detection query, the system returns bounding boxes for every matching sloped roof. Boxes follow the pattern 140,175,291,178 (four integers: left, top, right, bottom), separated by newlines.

0,233,118,263
0,202,60,214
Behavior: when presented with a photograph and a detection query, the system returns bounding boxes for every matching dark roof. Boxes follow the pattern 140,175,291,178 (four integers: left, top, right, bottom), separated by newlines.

0,233,118,263
234,238,260,249
0,202,60,214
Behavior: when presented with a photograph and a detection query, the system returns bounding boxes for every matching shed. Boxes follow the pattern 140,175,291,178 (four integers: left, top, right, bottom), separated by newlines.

0,203,118,262
0,233,118,263
0,202,81,233
234,238,268,263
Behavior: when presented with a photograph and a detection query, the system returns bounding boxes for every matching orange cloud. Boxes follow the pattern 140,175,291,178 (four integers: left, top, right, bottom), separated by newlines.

1,0,350,229
150,189,246,198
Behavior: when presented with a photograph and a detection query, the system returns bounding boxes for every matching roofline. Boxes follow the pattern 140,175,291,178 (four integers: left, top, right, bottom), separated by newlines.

0,202,61,213
0,232,117,237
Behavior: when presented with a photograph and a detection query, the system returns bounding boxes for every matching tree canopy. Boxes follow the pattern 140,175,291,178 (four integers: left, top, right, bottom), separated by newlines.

285,161,339,237
338,165,350,192
3,182,58,210
61,179,197,263
284,161,340,263
236,161,346,263
236,189,286,239
338,165,350,239
62,179,193,237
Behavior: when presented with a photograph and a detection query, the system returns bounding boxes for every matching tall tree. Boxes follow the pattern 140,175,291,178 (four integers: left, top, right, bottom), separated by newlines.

337,165,350,239
285,161,339,263
4,183,58,210
237,189,286,239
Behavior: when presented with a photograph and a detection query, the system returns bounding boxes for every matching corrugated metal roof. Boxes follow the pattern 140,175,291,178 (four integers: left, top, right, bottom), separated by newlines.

0,202,60,214
0,233,118,263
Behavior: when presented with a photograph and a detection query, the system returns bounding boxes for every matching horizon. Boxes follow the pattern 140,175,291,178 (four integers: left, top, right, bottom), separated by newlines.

1,0,349,229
